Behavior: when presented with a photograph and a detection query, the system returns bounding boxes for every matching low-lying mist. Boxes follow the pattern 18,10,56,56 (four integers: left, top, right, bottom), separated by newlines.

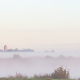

0,54,80,79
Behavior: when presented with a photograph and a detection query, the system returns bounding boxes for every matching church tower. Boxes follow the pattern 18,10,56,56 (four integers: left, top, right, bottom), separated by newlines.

4,45,7,51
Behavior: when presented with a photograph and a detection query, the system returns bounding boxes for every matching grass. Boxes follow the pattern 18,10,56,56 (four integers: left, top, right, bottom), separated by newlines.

0,79,78,80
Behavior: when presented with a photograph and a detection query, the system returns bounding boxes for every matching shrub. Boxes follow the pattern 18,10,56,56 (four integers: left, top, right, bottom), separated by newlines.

51,67,70,79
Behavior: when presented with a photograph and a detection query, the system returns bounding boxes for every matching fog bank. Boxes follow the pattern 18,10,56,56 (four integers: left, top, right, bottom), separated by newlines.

0,54,80,79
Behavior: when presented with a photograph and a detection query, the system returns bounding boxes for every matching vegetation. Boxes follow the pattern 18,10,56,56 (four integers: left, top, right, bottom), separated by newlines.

0,67,70,80
32,67,69,79
51,67,70,79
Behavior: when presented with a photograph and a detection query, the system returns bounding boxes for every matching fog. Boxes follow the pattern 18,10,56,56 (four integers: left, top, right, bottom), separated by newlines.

0,52,80,79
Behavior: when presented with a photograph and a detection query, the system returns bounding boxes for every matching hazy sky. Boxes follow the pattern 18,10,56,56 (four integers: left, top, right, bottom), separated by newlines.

0,0,80,51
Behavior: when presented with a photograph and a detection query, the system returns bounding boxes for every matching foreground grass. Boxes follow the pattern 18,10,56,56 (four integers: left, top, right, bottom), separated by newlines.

0,79,78,80
0,79,46,80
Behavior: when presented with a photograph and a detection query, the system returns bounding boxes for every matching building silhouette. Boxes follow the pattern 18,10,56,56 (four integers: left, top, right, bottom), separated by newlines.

4,45,7,51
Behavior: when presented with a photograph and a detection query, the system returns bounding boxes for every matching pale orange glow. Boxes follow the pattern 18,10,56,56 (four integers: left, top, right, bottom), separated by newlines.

4,45,7,51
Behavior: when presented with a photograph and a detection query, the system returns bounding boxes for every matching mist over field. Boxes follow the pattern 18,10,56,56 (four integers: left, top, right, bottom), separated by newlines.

0,52,80,79
0,0,80,79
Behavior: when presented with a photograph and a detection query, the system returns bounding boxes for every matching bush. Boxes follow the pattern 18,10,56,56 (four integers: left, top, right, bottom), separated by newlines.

51,67,70,79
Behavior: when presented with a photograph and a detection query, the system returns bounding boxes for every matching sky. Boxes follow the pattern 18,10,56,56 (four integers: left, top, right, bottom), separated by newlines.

0,0,80,51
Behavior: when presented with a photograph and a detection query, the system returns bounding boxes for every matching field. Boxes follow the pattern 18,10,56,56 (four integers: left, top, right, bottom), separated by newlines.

0,79,78,80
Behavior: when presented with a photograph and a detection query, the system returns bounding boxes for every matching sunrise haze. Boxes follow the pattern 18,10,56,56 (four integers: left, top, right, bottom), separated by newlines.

0,0,80,51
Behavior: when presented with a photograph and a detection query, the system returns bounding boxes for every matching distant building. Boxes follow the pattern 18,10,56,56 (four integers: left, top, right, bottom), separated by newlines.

4,45,7,51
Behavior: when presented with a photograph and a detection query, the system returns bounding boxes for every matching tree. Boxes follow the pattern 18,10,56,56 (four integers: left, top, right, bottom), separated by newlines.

51,67,70,79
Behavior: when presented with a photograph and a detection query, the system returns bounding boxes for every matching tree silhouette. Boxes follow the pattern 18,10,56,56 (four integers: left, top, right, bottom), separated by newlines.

51,67,70,79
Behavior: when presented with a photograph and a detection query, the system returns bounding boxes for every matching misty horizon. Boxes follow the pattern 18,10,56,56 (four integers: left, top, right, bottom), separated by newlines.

0,0,80,79
0,53,80,79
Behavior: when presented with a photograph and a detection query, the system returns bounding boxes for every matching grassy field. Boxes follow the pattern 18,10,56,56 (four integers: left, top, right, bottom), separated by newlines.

0,79,78,80
0,79,46,80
